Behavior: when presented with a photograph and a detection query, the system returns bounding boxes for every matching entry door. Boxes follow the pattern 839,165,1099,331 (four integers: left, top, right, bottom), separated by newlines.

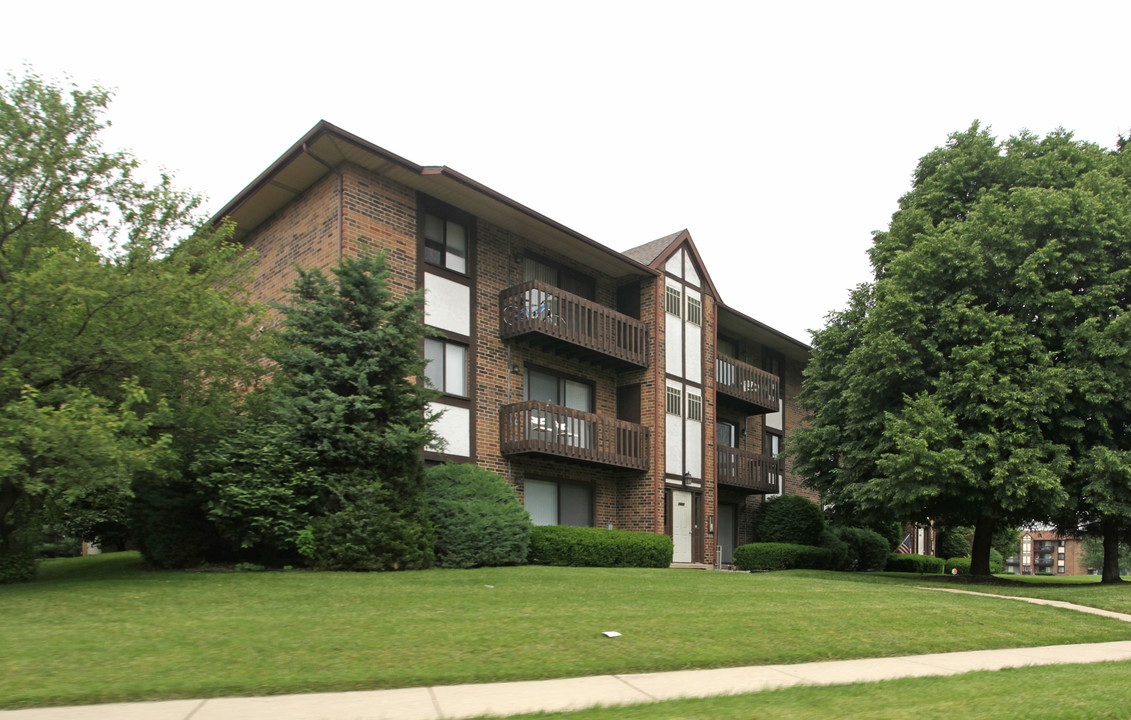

672,490,693,563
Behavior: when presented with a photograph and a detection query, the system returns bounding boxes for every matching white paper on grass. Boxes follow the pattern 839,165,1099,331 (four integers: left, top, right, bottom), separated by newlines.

602,631,622,638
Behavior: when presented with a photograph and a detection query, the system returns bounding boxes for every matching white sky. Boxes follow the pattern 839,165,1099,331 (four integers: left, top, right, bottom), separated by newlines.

5,1,1129,343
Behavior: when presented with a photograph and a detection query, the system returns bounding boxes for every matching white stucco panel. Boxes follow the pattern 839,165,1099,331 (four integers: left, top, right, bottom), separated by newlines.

666,313,683,378
684,253,700,287
427,402,470,457
665,248,684,279
686,419,702,478
665,412,683,476
424,272,470,336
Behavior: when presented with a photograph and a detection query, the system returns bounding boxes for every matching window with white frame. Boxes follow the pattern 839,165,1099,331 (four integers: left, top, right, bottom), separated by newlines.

686,391,703,422
666,385,682,415
424,338,467,396
686,295,702,326
665,286,682,317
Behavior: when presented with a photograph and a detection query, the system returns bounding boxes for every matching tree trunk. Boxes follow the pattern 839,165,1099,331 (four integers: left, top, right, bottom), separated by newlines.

970,514,996,576
1101,516,1123,584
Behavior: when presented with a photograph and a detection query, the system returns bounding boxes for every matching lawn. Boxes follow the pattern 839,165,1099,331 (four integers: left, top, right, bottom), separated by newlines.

3,553,1131,710
496,661,1131,720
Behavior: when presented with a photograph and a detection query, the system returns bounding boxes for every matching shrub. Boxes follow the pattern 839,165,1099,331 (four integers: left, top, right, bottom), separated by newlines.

733,542,833,571
835,527,891,571
936,527,973,559
884,553,944,573
305,471,434,571
425,464,532,568
527,526,672,568
944,557,972,575
819,529,852,571
755,495,827,546
989,548,1004,574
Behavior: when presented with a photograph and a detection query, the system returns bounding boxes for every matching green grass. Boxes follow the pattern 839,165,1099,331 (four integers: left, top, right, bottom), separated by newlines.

4,553,1131,710
494,661,1131,720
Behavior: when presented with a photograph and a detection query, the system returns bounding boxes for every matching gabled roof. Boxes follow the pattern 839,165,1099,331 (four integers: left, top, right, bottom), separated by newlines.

622,231,684,266
623,229,722,302
210,121,656,280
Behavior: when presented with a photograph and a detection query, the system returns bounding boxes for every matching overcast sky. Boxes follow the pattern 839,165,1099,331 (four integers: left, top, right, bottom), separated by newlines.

5,1,1129,342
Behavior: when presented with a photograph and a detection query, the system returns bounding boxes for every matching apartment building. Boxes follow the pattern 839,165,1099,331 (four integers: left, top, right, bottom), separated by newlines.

212,121,811,566
1005,530,1092,576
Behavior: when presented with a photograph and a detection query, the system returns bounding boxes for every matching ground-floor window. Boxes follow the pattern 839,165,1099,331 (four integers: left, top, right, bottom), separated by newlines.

524,479,592,527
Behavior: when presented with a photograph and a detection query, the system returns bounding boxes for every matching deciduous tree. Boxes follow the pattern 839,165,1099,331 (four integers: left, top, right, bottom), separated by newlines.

794,124,1131,577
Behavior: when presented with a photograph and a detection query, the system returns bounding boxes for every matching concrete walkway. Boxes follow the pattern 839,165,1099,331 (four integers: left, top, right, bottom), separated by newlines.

5,592,1131,720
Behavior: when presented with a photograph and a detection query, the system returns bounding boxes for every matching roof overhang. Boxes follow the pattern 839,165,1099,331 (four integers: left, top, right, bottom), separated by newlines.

210,121,656,280
717,303,811,362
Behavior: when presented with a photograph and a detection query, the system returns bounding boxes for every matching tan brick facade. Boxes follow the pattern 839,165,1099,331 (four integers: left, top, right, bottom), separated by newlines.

224,123,812,566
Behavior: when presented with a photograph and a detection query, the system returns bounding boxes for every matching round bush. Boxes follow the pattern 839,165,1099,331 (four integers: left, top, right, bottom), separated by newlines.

755,495,827,546
527,526,672,568
733,542,833,571
820,529,852,571
884,553,944,573
835,527,891,571
425,464,532,569
944,557,972,575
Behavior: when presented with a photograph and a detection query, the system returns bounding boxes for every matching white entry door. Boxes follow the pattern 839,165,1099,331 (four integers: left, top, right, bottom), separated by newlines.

672,490,693,563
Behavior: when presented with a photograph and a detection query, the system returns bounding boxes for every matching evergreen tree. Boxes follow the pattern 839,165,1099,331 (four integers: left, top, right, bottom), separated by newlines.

206,253,439,570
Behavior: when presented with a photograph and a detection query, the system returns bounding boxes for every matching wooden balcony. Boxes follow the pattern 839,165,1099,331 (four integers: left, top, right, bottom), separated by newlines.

716,353,780,413
499,281,648,368
717,446,782,494
500,400,649,471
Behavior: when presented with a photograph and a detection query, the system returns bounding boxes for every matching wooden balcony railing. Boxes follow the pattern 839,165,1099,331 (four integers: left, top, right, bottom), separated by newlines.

499,281,648,367
716,353,780,413
717,446,782,494
500,400,649,471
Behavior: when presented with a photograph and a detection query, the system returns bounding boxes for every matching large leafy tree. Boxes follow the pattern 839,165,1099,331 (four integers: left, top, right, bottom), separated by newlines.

794,124,1131,576
0,70,266,580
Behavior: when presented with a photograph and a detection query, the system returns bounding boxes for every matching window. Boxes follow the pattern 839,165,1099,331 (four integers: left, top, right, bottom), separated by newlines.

524,479,592,527
686,296,702,326
523,257,594,299
764,431,782,458
716,421,737,448
686,391,703,422
424,213,468,273
666,385,682,415
665,286,682,316
526,368,593,449
423,338,467,396
526,368,592,411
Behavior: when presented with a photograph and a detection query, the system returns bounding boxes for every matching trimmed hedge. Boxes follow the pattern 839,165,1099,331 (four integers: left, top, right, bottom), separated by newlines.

754,495,827,546
884,553,944,573
527,526,672,568
425,464,532,569
733,542,833,571
944,557,972,575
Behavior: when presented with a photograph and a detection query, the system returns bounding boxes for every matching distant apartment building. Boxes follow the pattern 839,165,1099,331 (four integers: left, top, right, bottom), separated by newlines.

1004,530,1091,575
211,122,812,566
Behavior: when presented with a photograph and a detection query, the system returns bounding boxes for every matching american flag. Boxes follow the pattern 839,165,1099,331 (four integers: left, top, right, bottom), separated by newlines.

897,534,913,554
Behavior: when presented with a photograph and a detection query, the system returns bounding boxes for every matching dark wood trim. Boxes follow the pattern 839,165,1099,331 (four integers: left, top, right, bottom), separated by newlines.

499,280,648,368
417,191,478,463
500,400,649,470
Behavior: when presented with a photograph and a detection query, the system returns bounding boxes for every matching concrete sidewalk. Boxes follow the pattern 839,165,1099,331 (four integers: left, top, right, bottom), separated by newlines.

5,591,1131,720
